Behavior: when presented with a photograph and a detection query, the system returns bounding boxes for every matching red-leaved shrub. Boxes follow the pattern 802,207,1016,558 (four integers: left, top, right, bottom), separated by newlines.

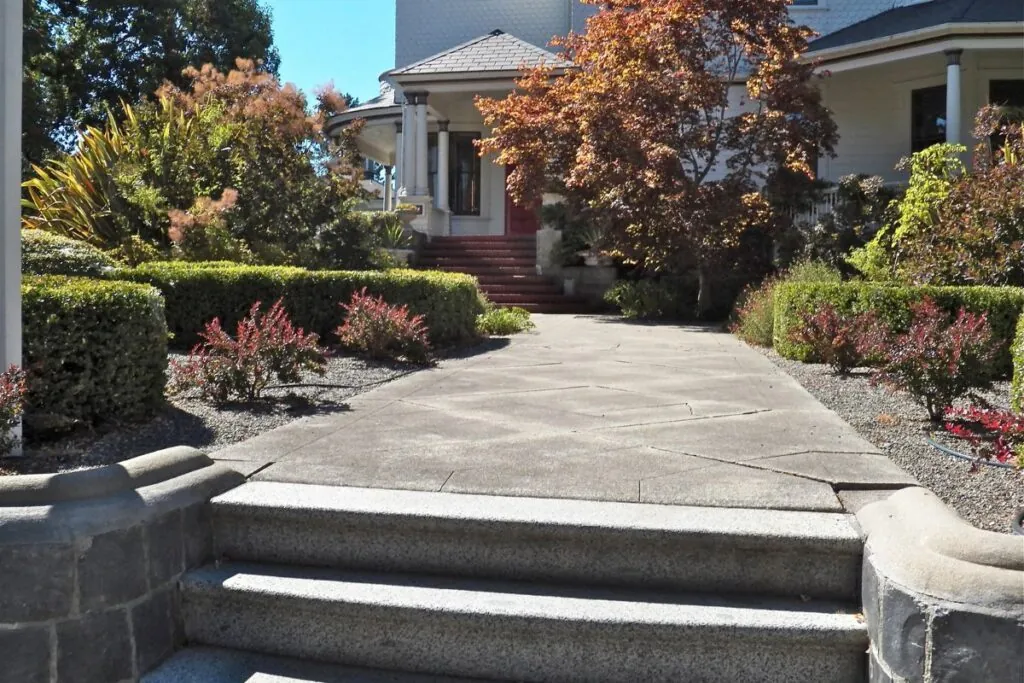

0,365,27,456
787,305,887,375
874,298,997,421
337,288,431,364
944,405,1024,469
171,299,327,403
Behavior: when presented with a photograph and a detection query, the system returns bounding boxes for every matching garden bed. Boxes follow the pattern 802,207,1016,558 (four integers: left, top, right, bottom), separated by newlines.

764,349,1024,533
2,354,419,476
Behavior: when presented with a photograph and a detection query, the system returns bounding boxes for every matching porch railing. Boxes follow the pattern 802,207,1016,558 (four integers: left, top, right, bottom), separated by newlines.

791,181,907,226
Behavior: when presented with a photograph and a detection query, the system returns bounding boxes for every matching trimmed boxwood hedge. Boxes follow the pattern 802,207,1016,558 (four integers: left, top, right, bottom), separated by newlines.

773,282,1024,375
115,262,487,348
21,229,121,277
1012,314,1024,412
22,276,168,426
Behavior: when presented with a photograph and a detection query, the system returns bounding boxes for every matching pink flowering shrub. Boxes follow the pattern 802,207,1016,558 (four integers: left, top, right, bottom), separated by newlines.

874,298,997,421
0,365,27,456
944,406,1024,469
337,288,431,364
171,299,327,403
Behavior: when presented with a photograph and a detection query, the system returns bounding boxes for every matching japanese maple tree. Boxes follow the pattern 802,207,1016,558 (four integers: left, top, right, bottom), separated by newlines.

477,0,837,316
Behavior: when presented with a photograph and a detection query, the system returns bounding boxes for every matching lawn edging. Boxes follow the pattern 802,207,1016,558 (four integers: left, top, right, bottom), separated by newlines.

773,282,1024,374
0,447,243,681
115,262,487,349
858,487,1024,682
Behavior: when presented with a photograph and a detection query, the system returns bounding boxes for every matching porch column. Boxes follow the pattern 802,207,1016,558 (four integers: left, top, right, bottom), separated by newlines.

1,0,22,454
437,121,450,212
394,122,404,197
383,165,393,210
945,49,963,145
401,100,416,196
413,93,430,196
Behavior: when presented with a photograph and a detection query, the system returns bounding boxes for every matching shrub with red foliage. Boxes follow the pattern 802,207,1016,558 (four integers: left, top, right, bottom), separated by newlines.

0,365,27,456
875,298,997,421
171,299,327,403
943,405,1024,468
787,305,888,375
337,288,431,364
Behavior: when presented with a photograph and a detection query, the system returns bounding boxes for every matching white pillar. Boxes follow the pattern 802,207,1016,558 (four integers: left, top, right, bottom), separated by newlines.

945,49,963,145
437,122,450,212
401,101,416,196
383,165,393,210
1,0,23,455
394,123,404,197
414,94,429,197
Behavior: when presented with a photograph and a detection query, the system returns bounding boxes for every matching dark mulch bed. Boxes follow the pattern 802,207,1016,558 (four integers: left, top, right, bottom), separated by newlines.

2,355,420,476
763,349,1024,534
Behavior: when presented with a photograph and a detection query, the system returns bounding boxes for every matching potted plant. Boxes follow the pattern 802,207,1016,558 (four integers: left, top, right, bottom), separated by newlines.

579,225,612,267
379,218,415,265
395,203,421,226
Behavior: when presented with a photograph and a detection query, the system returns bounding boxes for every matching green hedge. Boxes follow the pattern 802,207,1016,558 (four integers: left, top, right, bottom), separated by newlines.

115,262,486,348
21,229,121,277
22,276,168,426
773,283,1024,375
1012,314,1024,412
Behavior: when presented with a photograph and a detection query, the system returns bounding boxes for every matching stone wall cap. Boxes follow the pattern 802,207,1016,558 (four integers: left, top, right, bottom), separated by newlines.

0,446,213,507
858,487,1024,614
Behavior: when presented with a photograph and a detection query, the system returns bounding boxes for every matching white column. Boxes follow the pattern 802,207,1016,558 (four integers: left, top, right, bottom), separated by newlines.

945,49,963,145
383,165,393,210
1,0,23,455
394,123,404,197
437,122,450,212
414,94,429,196
402,102,416,196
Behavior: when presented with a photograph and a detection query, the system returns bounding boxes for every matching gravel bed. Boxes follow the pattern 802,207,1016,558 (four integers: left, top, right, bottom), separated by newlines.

3,354,420,476
763,348,1024,533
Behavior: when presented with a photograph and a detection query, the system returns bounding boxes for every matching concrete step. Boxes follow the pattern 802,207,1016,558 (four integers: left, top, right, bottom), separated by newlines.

180,563,868,683
144,647,485,682
211,483,862,601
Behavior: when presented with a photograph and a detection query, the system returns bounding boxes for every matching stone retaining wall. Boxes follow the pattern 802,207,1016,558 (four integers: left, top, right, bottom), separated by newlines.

858,487,1024,683
0,447,243,683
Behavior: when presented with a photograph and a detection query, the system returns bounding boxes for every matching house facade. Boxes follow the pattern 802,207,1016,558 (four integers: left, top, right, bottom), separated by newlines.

328,0,1024,238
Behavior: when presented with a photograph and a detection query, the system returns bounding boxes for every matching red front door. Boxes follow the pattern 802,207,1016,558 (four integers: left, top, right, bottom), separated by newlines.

505,166,541,235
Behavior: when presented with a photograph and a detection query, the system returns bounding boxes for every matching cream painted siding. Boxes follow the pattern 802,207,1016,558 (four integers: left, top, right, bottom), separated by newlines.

791,0,927,39
820,50,1024,182
395,0,593,68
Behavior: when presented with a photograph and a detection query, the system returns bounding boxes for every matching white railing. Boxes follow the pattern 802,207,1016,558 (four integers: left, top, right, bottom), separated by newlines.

792,180,907,226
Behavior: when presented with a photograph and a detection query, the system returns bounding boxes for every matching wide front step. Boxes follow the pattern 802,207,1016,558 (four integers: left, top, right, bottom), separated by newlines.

211,483,862,601
180,564,867,683
144,647,483,682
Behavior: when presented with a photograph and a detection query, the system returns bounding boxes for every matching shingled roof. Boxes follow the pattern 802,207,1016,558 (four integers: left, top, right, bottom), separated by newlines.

388,30,572,77
808,0,1024,53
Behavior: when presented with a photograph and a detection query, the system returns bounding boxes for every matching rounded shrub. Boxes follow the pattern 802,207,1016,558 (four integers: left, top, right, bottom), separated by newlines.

115,262,486,348
21,229,121,276
22,276,168,428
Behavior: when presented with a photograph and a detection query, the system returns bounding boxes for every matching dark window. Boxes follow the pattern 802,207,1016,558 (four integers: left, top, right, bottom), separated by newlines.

911,85,947,153
790,0,819,5
990,79,1024,108
427,133,438,200
450,132,481,216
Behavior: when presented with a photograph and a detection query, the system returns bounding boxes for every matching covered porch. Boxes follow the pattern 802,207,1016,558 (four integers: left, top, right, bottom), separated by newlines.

327,30,570,238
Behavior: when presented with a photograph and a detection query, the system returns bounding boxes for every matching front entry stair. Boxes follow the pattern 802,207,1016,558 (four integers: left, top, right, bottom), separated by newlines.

145,482,868,683
417,236,589,314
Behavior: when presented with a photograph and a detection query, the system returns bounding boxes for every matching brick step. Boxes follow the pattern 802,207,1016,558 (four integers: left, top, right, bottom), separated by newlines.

421,257,535,268
421,248,536,259
479,284,563,296
428,265,538,277
487,293,580,306
432,235,535,244
475,275,556,286
497,301,592,314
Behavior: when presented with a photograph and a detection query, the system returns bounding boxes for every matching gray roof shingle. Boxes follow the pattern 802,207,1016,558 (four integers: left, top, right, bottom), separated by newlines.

388,29,572,76
808,0,1024,53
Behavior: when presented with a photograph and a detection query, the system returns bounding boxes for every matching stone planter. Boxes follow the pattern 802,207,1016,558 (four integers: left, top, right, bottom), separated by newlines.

561,265,617,303
1013,508,1024,536
563,277,577,296
0,447,243,682
386,248,415,266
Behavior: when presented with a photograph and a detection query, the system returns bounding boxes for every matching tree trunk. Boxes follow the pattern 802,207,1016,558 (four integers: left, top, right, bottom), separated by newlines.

696,262,713,320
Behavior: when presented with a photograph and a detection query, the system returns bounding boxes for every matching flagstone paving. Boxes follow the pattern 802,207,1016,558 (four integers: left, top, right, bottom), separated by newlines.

212,315,915,511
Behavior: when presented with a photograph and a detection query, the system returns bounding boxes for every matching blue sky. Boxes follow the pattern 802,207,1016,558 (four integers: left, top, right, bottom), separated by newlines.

263,0,395,105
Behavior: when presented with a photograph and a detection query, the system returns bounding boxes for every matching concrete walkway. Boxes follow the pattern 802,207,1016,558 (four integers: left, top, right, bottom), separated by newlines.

213,315,914,512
